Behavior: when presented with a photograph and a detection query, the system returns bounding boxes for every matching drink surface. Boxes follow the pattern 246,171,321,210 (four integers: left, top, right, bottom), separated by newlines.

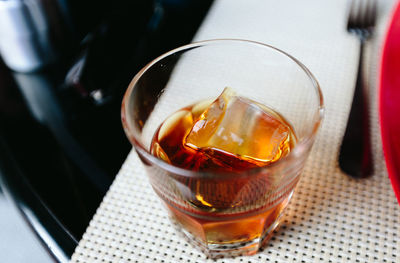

151,88,297,173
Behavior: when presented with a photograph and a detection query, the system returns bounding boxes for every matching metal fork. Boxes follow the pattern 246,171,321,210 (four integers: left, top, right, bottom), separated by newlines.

339,0,377,178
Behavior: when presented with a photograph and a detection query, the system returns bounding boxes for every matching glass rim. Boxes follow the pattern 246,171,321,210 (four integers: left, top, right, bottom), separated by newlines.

121,38,324,179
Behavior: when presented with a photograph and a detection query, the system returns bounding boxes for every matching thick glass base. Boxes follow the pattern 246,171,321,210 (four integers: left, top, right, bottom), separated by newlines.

162,189,294,258
171,214,283,258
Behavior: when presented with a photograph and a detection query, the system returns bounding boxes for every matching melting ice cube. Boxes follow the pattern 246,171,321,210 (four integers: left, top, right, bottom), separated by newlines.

185,87,293,165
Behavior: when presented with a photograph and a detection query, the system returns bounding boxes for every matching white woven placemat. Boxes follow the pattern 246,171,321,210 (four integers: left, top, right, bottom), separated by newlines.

71,0,400,262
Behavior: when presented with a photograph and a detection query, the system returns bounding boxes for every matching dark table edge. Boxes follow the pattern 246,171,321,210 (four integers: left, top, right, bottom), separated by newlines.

0,136,78,263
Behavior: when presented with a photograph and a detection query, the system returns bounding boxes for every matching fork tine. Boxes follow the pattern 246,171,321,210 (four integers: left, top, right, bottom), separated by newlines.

368,0,377,27
347,0,358,29
347,0,376,34
348,0,364,30
362,0,370,27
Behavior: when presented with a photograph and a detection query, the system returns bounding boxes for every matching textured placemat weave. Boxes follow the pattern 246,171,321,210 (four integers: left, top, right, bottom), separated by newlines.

71,0,400,262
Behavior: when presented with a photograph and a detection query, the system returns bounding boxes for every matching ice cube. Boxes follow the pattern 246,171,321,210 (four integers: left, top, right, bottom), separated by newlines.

185,87,292,165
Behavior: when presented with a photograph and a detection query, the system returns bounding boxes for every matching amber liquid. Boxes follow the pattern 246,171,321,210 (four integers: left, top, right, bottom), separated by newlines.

150,97,297,248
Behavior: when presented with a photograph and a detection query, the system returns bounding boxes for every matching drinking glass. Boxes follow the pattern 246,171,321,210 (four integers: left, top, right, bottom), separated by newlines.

121,39,324,257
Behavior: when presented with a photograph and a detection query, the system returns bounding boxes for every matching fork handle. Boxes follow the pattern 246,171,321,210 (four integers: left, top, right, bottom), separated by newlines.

338,40,373,178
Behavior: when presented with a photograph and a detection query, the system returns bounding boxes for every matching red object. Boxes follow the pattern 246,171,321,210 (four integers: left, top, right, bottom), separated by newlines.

379,0,400,205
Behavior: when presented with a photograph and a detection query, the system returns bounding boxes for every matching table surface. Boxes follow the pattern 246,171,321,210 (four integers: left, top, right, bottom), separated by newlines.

71,0,400,262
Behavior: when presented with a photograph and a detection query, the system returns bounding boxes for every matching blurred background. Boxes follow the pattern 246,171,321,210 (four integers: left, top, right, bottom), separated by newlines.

0,0,214,261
